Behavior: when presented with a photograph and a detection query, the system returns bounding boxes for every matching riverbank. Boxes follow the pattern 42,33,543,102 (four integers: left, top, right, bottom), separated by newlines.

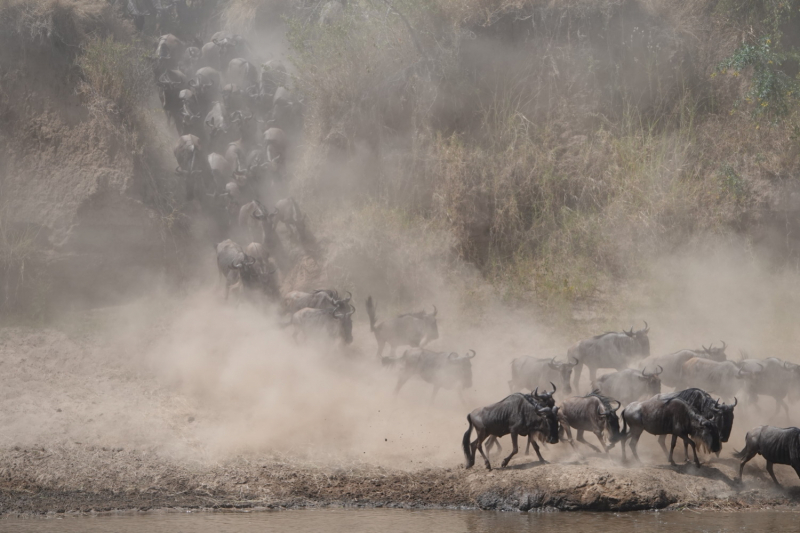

0,444,797,516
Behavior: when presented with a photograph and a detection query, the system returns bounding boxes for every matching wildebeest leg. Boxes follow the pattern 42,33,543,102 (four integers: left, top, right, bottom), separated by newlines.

473,436,491,470
572,363,583,392
766,461,781,486
668,434,679,465
393,374,410,397
657,435,669,459
529,439,548,464
736,446,758,482
376,341,385,358
592,431,608,453
501,433,519,468
588,366,597,390
429,386,439,405
684,436,700,467
628,428,643,463
576,429,602,454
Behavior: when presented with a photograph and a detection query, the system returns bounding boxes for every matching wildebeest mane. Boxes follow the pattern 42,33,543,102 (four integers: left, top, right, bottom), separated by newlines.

585,389,617,412
592,331,619,339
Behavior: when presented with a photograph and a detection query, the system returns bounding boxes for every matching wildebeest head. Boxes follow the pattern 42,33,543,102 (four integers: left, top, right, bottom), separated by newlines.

333,303,355,344
637,366,662,395
623,321,651,356
712,396,736,442
536,405,560,445
695,417,722,455
548,357,578,395
600,398,624,443
447,350,475,389
531,382,557,408
701,341,728,362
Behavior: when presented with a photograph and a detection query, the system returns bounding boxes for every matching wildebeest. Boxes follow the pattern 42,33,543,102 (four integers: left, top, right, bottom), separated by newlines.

227,58,259,94
485,384,559,455
173,135,207,199
259,60,287,114
274,197,305,235
204,102,237,154
655,388,736,461
190,66,221,106
559,391,624,454
734,425,800,485
621,396,721,466
155,34,185,70
215,239,271,301
737,355,790,417
238,200,269,243
243,242,279,301
288,304,354,345
568,322,651,392
463,393,559,469
283,289,348,315
508,356,578,395
384,348,475,403
156,68,187,130
178,88,203,137
592,367,662,406
679,358,751,399
639,342,728,388
365,296,438,358
208,153,236,191
263,127,287,166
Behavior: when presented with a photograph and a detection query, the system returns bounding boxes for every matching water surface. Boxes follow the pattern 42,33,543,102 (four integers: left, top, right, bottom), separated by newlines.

1,508,794,532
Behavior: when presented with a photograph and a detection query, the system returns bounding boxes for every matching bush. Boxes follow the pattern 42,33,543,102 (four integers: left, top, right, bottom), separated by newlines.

77,35,151,116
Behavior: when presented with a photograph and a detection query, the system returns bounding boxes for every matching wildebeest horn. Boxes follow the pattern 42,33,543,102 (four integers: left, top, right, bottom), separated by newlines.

641,368,648,377
655,365,663,376
715,398,720,408
643,320,649,333
533,387,539,397
343,291,352,303
188,78,198,88
612,400,621,412
347,304,355,316
732,397,738,407
702,344,710,353
448,352,459,359
465,349,476,359
721,340,727,351
570,356,579,366
431,305,437,317
549,381,557,394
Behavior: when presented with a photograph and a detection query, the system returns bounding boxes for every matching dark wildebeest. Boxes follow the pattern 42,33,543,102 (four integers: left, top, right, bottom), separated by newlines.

204,102,237,155
190,66,221,107
621,396,721,467
283,290,348,315
208,153,236,192
259,60,287,116
508,356,578,395
215,239,272,301
568,322,651,392
734,426,800,486
178,88,203,137
679,358,752,399
463,394,560,469
289,303,355,345
593,367,662,406
173,134,208,199
559,391,624,454
242,242,279,302
238,200,269,244
656,388,736,461
263,127,287,168
227,58,259,94
737,354,790,417
156,68,187,130
365,296,438,358
180,45,201,78
155,34,185,70
269,86,302,133
639,342,728,389
485,385,558,456
384,348,475,404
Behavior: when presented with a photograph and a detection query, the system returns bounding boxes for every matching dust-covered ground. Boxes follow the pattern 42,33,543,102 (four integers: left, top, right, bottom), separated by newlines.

3,253,800,516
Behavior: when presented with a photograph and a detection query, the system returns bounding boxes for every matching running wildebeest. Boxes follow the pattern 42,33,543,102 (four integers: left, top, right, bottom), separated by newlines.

383,348,475,404
559,391,624,454
173,134,207,199
655,388,736,461
485,384,559,456
592,367,662,406
215,239,271,301
243,242,279,301
734,425,800,486
639,342,728,388
289,303,355,345
155,34,185,70
737,354,790,417
463,393,560,470
508,356,578,395
283,290,348,315
679,357,752,399
568,322,651,392
621,396,721,467
274,197,306,236
365,296,438,358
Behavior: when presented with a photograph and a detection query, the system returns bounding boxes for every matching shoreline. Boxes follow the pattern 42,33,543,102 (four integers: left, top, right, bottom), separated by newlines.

0,446,797,517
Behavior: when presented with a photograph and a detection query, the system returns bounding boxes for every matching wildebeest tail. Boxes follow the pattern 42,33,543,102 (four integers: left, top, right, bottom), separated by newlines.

732,447,747,460
462,414,475,468
621,410,628,437
366,295,377,332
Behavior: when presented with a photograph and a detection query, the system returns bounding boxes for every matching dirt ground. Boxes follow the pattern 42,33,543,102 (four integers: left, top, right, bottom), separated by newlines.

1,308,800,517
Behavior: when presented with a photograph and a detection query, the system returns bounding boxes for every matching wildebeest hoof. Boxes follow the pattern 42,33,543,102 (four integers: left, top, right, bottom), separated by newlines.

500,460,509,468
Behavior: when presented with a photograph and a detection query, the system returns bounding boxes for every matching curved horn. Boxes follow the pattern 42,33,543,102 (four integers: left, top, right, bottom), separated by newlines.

641,368,648,377
732,397,738,407
347,304,355,316
533,387,539,397
702,344,710,353
643,320,649,332
612,400,621,412
715,398,720,408
343,291,352,303
720,340,727,351
549,381,557,394
570,356,579,366
466,349,476,359
655,365,663,376
431,305,437,317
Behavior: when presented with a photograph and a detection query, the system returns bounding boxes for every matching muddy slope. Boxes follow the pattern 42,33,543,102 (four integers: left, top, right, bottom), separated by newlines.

0,445,798,515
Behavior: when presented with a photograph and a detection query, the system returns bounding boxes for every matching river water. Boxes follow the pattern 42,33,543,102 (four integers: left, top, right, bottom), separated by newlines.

1,508,796,532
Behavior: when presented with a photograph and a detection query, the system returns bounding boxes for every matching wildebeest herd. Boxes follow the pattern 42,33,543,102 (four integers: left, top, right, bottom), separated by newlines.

150,28,800,489
463,324,800,487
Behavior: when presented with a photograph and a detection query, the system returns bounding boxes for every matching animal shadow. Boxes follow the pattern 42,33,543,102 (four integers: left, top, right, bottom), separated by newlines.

652,463,737,488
